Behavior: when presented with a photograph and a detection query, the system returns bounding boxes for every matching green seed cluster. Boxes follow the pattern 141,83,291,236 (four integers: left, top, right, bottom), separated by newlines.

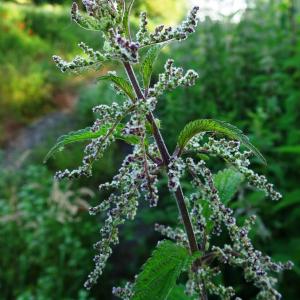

136,6,200,47
149,59,199,97
185,158,292,300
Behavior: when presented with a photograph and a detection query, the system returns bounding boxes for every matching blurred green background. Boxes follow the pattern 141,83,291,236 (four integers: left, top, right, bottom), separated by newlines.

0,0,299,299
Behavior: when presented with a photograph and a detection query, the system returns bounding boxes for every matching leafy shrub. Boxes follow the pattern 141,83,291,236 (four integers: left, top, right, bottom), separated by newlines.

0,3,101,125
0,165,96,300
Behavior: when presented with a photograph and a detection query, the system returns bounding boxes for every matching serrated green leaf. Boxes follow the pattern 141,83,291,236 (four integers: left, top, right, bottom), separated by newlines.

44,124,138,163
213,168,244,204
44,126,109,163
177,119,266,165
132,240,197,300
98,74,136,100
141,45,162,89
122,0,135,38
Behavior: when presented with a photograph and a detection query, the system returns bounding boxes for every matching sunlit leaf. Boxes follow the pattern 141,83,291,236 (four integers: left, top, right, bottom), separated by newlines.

177,119,266,164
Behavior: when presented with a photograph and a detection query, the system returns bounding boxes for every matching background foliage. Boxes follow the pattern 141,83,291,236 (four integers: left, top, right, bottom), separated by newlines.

0,0,299,299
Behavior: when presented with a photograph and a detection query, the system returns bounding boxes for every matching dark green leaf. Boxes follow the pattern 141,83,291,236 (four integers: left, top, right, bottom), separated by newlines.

132,240,198,300
213,168,244,204
177,119,266,164
44,124,138,163
98,74,136,100
141,45,162,89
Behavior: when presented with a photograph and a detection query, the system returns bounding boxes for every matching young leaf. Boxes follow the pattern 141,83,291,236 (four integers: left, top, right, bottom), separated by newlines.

177,119,266,164
132,240,197,300
98,74,136,100
141,45,162,89
213,168,244,204
122,0,135,38
44,124,138,163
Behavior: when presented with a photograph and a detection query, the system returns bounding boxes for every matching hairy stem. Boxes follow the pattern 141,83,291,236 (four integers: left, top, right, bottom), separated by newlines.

123,61,208,300
123,61,199,253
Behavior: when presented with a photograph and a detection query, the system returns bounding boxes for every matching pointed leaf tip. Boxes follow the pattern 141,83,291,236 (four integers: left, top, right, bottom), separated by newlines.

98,74,136,100
44,124,139,163
132,240,198,300
141,45,163,89
177,119,266,165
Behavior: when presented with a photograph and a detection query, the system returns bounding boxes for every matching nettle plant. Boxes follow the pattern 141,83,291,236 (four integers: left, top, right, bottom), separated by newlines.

47,1,293,299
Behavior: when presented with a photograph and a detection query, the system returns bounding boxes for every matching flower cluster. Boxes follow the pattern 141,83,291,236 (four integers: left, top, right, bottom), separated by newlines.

54,3,200,71
154,223,188,246
127,102,160,207
136,6,200,47
188,192,207,247
186,266,235,300
167,156,185,192
85,148,143,289
136,12,148,44
52,41,109,73
188,136,282,201
112,282,134,300
73,0,122,31
149,59,199,97
55,98,134,180
185,158,292,299
107,29,140,63
85,138,163,288
51,0,292,298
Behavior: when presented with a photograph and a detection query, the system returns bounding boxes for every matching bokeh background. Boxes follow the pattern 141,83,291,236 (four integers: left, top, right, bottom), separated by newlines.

0,0,299,299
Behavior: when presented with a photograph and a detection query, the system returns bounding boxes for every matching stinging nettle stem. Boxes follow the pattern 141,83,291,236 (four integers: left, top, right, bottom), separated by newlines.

123,61,199,254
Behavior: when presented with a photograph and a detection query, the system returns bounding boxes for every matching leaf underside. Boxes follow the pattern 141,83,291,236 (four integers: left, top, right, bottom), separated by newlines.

132,240,196,300
98,74,136,100
213,168,244,204
141,45,162,89
177,119,266,164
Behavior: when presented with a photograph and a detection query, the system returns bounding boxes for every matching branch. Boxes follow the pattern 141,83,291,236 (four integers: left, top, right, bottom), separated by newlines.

123,61,199,254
